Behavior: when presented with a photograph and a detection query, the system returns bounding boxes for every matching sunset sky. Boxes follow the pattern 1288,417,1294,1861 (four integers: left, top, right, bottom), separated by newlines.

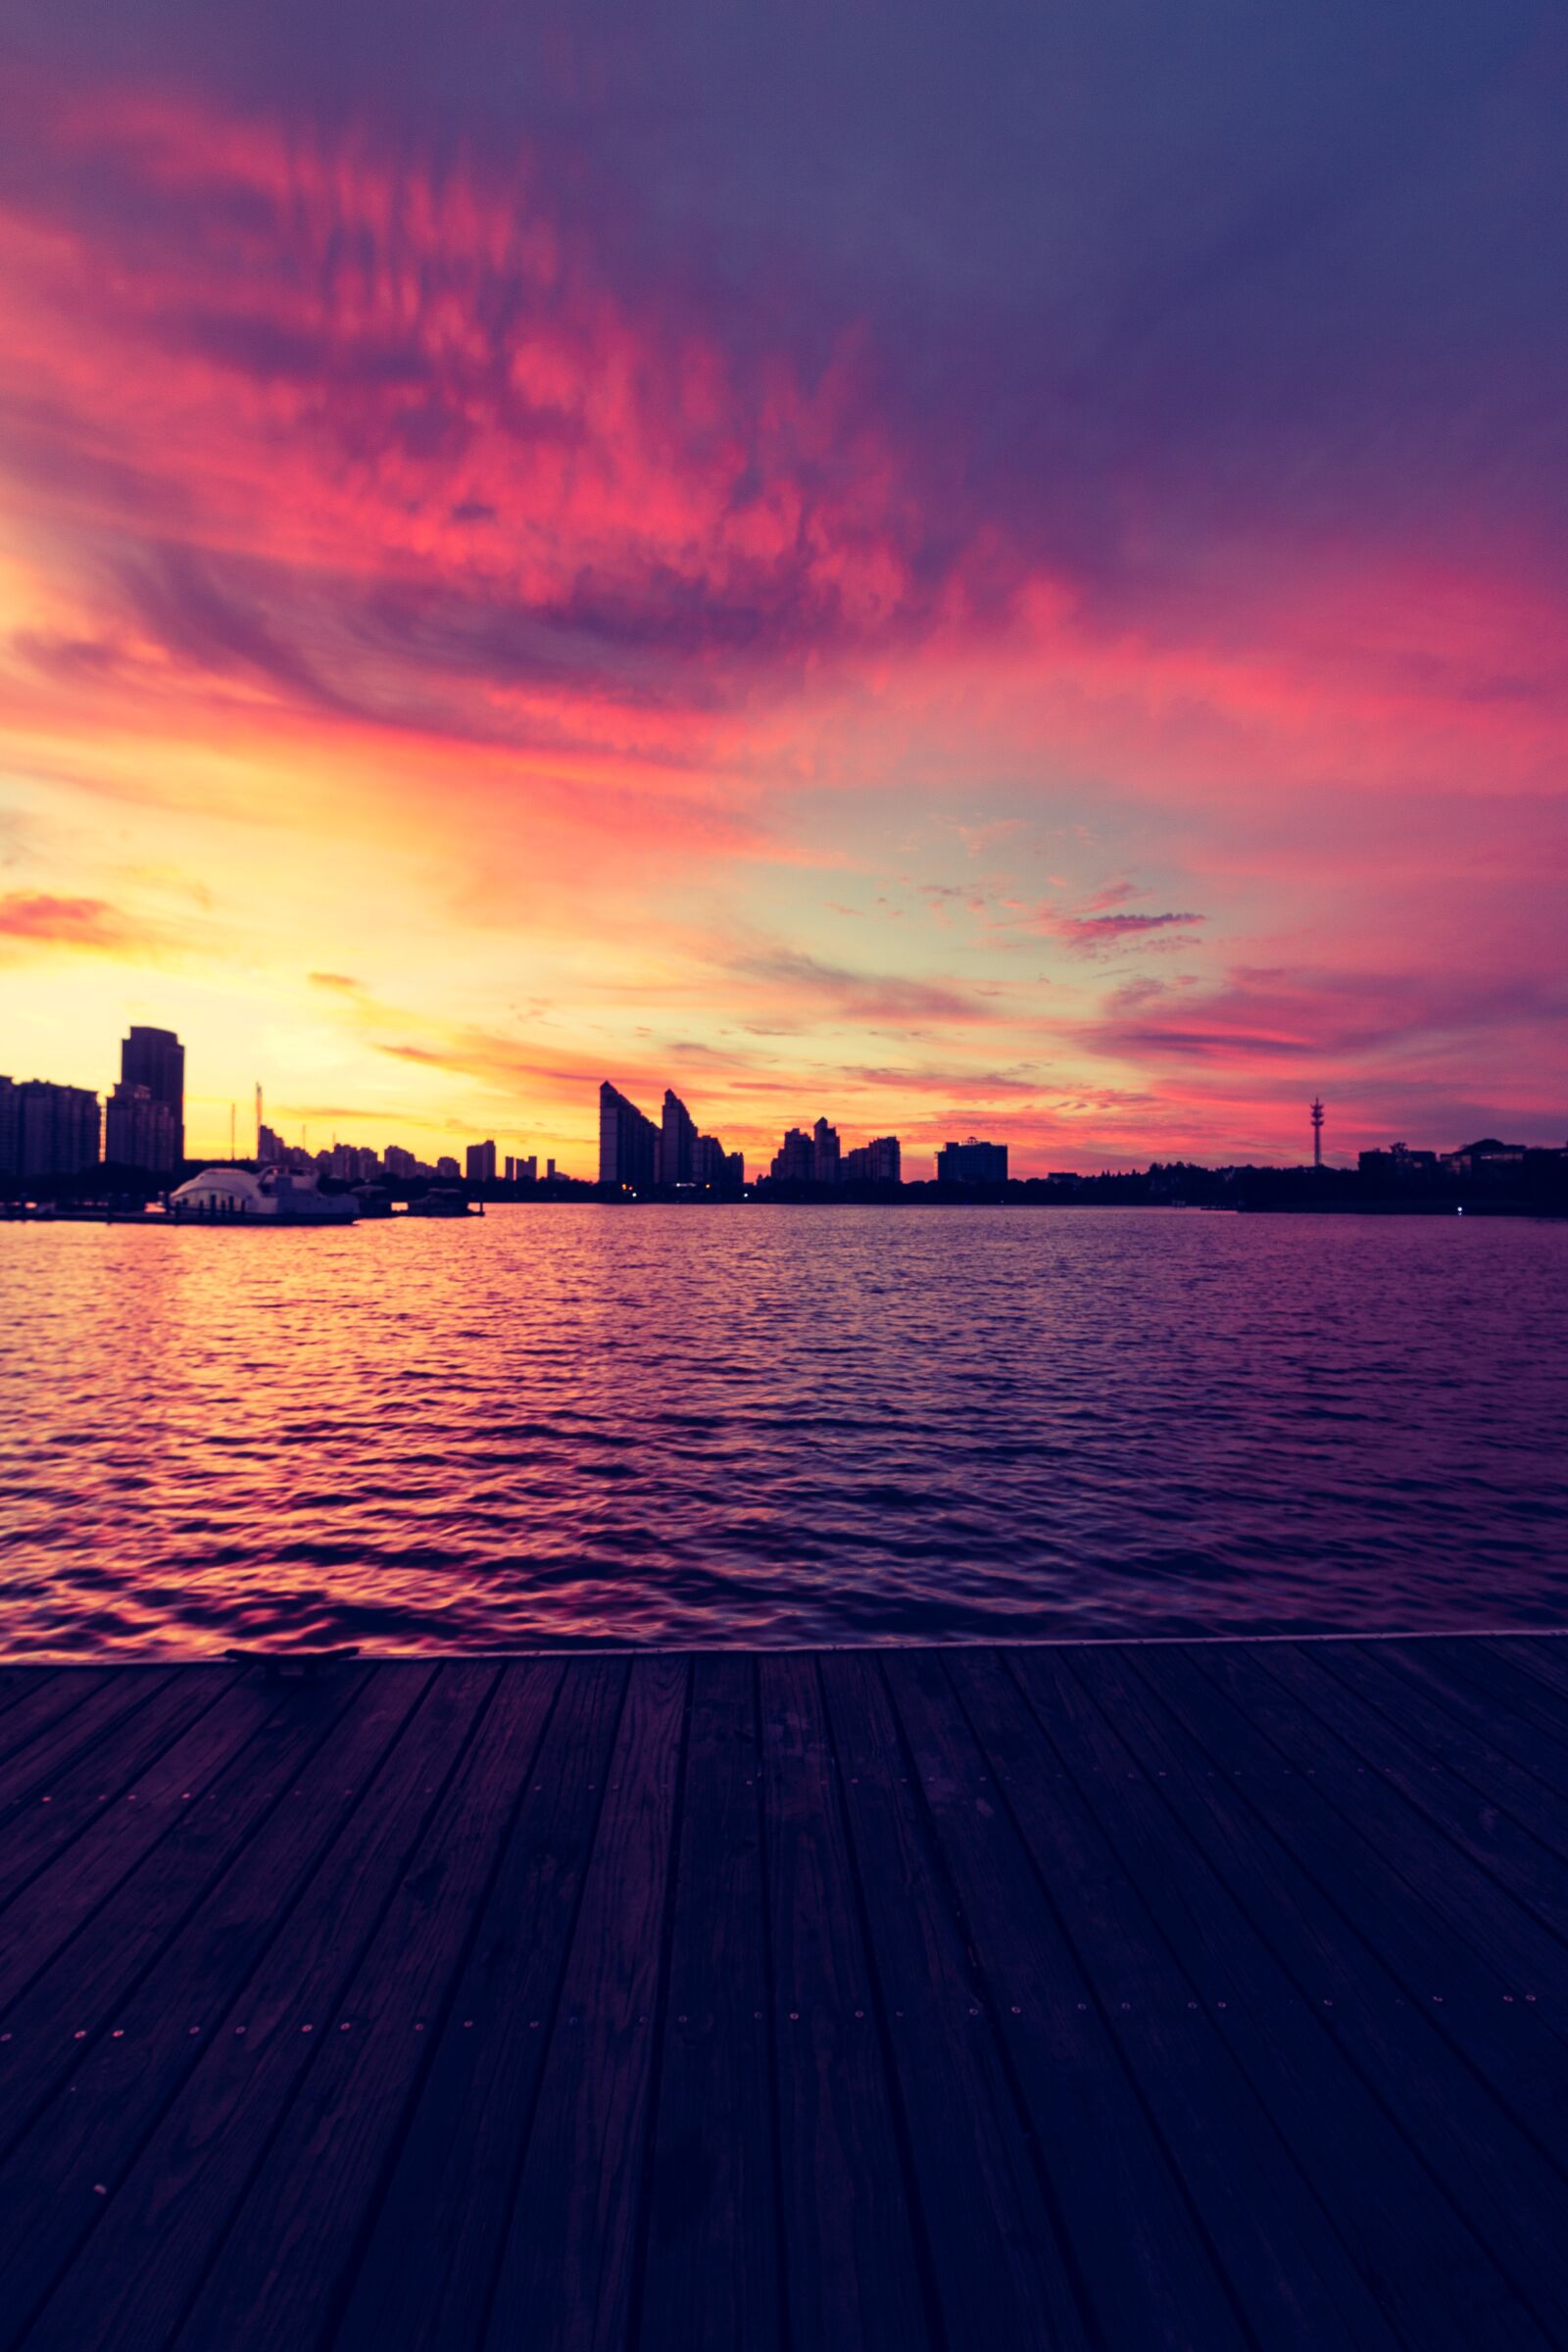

1,1,1564,1172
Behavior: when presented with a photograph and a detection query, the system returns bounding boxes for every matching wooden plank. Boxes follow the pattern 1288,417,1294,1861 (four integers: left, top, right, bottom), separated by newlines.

0,1666,438,2352
1382,1641,1568,1796
1309,1642,1568,1864
0,1673,283,2016
0,1677,73,1764
0,1672,172,1823
0,1671,368,2159
635,1654,781,2352
331,1658,629,2352
758,1652,933,2352
16,1663,488,2352
950,1646,1402,2350
0,1672,53,1721
164,1661,564,2352
884,1648,1249,2352
1019,1643,1497,2350
1491,1637,1568,1705
480,1655,688,2352
820,1651,1089,2352
1238,1645,1568,2007
1128,1644,1568,2341
0,1671,236,1916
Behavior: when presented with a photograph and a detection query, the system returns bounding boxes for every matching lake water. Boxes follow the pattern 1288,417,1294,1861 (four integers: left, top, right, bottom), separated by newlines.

2,1206,1565,1659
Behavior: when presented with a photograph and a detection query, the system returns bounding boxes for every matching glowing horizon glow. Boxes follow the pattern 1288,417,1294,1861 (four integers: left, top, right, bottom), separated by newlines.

2,7,1564,1172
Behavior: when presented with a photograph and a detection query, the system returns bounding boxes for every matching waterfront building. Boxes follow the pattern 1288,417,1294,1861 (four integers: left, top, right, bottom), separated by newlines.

120,1026,184,1166
599,1082,658,1189
812,1117,842,1184
384,1145,418,1179
15,1079,100,1179
1358,1143,1440,1178
436,1154,460,1179
660,1090,698,1186
0,1077,18,1180
257,1122,285,1166
769,1127,813,1182
690,1134,720,1186
104,1080,177,1173
1444,1137,1530,1176
466,1140,498,1184
844,1135,902,1184
938,1137,1008,1183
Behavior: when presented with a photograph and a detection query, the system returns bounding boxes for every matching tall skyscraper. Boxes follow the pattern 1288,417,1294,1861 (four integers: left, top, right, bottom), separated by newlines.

660,1089,698,1187
844,1136,902,1183
16,1081,100,1179
769,1127,813,1182
120,1027,184,1167
812,1116,842,1183
0,1077,18,1182
466,1140,498,1184
104,1080,177,1173
599,1082,658,1188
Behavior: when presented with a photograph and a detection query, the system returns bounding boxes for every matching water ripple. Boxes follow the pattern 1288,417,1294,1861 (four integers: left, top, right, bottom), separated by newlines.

1,1205,1566,1657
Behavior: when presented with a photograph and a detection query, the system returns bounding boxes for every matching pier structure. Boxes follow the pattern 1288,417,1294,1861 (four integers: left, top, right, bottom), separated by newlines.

0,1636,1567,2347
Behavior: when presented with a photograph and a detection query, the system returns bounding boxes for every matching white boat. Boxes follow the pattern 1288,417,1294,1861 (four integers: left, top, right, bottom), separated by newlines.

168,1167,359,1223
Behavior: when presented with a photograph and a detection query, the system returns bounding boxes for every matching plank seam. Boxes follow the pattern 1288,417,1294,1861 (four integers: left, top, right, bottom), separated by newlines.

145,1664,503,2352
6,1668,445,2348
871,1652,1109,2352
1128,1645,1568,2330
622,1655,695,2352
812,1656,951,2352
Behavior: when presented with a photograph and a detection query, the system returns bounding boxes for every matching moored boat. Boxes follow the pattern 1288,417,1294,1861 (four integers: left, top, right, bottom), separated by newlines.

168,1167,359,1223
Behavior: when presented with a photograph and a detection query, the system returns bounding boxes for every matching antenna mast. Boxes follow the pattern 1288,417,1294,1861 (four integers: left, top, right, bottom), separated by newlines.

1311,1097,1325,1169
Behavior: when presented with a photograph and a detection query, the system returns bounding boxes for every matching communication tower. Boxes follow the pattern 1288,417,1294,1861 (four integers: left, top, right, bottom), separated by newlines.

1311,1097,1325,1169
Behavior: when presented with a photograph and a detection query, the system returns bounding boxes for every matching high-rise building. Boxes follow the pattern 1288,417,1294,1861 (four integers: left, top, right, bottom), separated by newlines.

660,1089,699,1187
769,1127,812,1182
257,1122,284,1166
105,1080,177,1173
120,1027,184,1167
0,1077,18,1181
385,1144,418,1178
436,1154,461,1179
812,1117,841,1184
599,1082,658,1188
937,1138,1007,1184
466,1140,498,1185
844,1136,902,1184
16,1080,100,1179
866,1135,901,1183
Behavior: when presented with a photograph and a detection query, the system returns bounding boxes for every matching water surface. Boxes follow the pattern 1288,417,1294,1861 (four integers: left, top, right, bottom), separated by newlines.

2,1206,1565,1657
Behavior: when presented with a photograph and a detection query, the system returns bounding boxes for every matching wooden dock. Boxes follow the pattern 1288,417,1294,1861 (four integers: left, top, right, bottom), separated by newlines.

1,1637,1567,2348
